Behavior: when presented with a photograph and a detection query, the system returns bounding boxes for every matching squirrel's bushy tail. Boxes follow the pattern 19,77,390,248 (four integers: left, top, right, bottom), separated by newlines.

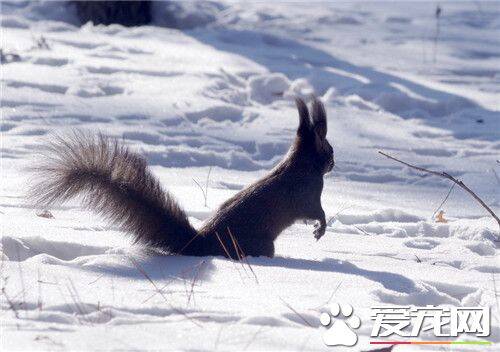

27,131,198,253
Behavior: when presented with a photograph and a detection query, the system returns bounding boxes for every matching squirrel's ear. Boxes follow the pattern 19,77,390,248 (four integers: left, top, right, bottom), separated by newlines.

311,98,327,140
295,97,311,136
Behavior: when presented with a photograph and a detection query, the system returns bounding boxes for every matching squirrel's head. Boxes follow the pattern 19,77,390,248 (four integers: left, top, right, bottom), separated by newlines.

294,97,334,174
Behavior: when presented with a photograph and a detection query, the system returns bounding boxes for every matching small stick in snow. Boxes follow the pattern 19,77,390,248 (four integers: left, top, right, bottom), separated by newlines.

378,151,500,236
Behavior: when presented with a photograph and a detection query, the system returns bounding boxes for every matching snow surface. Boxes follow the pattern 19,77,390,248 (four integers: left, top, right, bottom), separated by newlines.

1,1,499,351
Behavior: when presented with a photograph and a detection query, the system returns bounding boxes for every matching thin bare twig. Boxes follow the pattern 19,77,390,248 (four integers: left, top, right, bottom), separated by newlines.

379,151,500,235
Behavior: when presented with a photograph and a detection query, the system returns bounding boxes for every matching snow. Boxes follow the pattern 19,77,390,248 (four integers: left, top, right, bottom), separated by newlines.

1,1,499,351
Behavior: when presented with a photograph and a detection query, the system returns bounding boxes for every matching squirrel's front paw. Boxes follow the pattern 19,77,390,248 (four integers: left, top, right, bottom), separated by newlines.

313,221,326,241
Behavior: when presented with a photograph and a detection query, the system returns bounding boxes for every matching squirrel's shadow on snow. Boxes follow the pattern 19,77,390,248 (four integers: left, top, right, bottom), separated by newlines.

77,251,217,282
190,28,498,140
253,256,416,294
77,251,416,294
79,249,416,294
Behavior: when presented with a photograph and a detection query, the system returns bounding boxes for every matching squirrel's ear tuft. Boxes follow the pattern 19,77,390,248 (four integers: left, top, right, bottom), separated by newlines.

311,98,327,139
295,97,311,136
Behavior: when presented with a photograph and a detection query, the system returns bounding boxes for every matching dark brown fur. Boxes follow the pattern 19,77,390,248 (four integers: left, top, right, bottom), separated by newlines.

28,97,334,258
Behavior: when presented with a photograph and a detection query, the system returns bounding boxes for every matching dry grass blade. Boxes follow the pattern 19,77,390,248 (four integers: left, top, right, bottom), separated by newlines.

87,274,105,285
37,269,42,311
326,203,353,225
379,151,500,237
354,225,371,236
192,166,212,208
142,279,175,304
1,287,20,319
279,297,313,327
66,277,91,325
314,281,342,309
187,260,206,306
214,232,233,260
431,182,455,219
492,168,500,186
325,281,343,305
227,228,259,284
226,229,242,262
243,326,265,350
128,256,203,328
178,232,202,254
493,273,499,324
15,245,26,311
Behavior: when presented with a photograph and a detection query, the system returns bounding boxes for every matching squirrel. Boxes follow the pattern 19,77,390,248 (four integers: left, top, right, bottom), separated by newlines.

28,97,334,258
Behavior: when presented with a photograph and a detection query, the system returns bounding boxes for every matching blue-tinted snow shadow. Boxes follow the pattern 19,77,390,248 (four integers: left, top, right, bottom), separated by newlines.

190,28,498,140
252,256,416,294
79,252,216,282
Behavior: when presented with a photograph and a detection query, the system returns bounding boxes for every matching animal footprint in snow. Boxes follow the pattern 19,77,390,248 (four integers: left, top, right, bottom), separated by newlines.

320,303,361,346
